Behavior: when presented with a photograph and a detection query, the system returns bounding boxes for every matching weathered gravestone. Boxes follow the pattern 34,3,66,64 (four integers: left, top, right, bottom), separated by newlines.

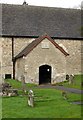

2,82,18,97
28,90,34,107
2,82,11,95
62,91,68,99
21,75,26,93
69,74,74,85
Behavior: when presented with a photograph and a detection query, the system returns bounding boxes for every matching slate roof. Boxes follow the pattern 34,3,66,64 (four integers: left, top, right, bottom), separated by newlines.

1,4,82,38
14,37,40,60
14,34,69,61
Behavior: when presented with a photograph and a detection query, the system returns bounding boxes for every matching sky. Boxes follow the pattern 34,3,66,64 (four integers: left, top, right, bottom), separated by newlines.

0,0,82,9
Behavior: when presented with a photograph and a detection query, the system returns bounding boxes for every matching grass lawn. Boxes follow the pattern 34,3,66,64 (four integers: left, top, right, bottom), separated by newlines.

2,75,82,118
4,79,38,88
2,89,82,118
63,75,83,90
4,75,82,90
0,97,2,119
53,75,83,90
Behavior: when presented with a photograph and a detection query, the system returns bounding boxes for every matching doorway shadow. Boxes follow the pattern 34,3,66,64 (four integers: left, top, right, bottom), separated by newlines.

39,65,51,85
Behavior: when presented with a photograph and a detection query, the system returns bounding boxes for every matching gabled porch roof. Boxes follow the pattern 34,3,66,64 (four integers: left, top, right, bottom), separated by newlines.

13,34,69,61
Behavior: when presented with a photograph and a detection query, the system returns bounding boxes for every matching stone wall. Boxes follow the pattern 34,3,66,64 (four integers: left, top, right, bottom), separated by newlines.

14,38,35,56
82,41,83,74
55,39,81,74
1,37,13,79
1,37,82,84
0,38,2,83
1,37,36,79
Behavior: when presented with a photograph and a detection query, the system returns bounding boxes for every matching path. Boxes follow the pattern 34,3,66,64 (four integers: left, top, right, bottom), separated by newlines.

14,85,83,94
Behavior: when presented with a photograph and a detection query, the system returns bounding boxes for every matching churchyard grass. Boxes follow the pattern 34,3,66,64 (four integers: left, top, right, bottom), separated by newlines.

2,89,82,118
63,75,82,90
4,79,38,88
0,97,2,119
4,75,82,90
53,75,82,90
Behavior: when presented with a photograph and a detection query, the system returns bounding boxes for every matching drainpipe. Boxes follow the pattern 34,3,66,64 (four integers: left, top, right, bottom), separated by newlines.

13,60,15,80
12,37,15,79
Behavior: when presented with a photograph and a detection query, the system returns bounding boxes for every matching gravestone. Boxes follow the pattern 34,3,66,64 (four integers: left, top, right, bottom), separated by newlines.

2,82,11,95
28,90,34,107
2,82,18,97
69,74,74,85
62,91,67,99
7,89,18,97
21,75,26,93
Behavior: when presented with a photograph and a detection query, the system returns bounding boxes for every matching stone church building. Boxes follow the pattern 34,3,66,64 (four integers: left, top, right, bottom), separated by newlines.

0,4,82,85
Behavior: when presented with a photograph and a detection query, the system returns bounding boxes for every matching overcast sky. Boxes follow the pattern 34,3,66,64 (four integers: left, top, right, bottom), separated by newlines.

0,0,82,8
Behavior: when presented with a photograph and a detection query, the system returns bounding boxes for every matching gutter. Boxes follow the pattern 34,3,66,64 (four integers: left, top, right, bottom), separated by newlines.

0,35,83,40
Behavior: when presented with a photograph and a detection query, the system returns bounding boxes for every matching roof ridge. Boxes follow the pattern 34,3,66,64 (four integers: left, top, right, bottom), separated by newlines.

1,3,81,10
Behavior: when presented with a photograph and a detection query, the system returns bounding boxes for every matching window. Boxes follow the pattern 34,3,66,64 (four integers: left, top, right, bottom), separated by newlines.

5,74,11,79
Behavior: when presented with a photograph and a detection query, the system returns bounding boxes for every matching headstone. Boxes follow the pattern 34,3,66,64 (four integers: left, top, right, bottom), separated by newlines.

21,75,26,93
2,82,18,97
69,74,74,85
8,89,18,97
28,90,34,107
2,82,11,94
62,91,67,99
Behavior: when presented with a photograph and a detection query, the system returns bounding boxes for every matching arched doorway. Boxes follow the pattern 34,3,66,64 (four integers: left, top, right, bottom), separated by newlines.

39,65,51,85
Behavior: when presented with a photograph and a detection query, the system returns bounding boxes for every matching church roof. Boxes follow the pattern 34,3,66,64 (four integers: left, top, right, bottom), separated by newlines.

14,34,69,61
1,4,82,38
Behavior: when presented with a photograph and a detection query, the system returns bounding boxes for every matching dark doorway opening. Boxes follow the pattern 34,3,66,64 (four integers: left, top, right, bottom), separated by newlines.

5,74,11,79
39,65,51,85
